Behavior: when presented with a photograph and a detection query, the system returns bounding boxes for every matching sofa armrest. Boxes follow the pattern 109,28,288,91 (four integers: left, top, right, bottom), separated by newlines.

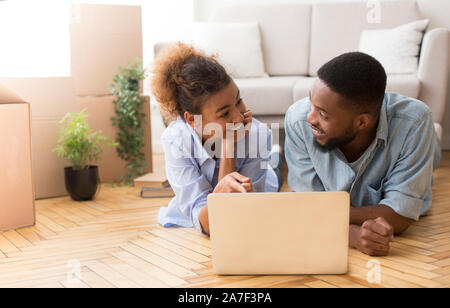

435,123,443,143
154,41,176,59
418,28,449,124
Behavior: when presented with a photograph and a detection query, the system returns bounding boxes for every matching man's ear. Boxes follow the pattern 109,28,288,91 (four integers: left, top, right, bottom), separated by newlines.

184,111,195,128
355,113,372,130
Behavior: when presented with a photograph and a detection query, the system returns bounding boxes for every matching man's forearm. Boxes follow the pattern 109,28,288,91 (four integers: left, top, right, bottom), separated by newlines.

350,204,414,235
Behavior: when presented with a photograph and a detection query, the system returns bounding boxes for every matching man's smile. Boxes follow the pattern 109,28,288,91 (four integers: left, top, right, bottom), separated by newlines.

311,125,326,138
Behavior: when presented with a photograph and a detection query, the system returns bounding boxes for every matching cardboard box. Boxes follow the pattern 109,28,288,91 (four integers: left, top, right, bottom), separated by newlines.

0,84,35,231
75,95,153,183
70,3,143,96
0,77,77,199
31,120,69,199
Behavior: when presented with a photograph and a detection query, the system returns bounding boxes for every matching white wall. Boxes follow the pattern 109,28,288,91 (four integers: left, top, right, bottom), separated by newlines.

0,0,71,78
194,0,394,21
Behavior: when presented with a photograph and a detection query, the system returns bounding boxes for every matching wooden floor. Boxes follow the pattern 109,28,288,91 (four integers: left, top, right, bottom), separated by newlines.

0,152,450,288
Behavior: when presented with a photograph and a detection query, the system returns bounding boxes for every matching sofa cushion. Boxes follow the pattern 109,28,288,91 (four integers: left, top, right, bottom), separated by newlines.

234,76,302,115
309,0,421,76
386,74,421,98
359,19,429,74
191,22,266,78
293,77,316,102
434,123,442,143
212,4,311,76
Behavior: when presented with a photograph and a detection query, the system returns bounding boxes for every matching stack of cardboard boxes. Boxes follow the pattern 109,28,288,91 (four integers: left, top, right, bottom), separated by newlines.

0,85,35,231
0,3,152,202
0,77,77,199
71,4,152,186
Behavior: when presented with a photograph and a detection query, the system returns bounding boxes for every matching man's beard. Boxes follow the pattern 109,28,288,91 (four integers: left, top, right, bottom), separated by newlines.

314,126,357,151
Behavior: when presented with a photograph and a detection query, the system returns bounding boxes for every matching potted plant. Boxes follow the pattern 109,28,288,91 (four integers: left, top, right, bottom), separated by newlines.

110,59,148,185
53,110,116,201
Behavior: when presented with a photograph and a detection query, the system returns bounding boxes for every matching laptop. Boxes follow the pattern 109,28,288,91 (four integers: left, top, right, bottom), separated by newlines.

207,192,350,275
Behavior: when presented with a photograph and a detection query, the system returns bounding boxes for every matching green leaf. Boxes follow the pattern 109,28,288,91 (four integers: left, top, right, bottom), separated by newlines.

110,58,148,186
52,109,116,169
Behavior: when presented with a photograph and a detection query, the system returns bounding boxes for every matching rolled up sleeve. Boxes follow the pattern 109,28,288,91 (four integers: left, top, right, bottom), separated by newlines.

285,111,325,192
160,140,212,231
380,114,437,221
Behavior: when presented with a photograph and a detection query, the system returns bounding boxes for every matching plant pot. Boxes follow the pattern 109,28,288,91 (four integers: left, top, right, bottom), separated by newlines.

64,166,100,201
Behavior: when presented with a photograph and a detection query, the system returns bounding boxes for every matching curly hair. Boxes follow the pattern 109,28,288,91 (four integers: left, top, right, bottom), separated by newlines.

151,42,232,119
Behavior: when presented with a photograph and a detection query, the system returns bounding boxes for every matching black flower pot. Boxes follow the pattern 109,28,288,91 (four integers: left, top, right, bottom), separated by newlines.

64,166,100,201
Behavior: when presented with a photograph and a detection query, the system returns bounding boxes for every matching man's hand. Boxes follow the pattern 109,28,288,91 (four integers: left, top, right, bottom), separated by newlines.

350,217,394,256
213,172,253,194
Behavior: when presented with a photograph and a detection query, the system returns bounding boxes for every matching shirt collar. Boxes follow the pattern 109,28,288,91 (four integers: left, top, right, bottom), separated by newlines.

375,95,389,144
180,117,213,167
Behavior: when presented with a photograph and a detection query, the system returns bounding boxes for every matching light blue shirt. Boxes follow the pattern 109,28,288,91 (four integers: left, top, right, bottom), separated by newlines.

285,93,441,221
158,118,279,231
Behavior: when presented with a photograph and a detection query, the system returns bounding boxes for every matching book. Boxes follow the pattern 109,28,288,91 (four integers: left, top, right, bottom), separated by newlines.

134,172,170,189
140,187,174,199
134,164,174,198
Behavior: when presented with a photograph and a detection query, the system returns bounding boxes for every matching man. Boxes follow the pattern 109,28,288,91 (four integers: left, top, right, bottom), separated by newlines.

285,52,441,256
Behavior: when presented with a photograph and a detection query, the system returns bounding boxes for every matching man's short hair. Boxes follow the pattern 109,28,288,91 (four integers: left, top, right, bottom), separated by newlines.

317,52,387,115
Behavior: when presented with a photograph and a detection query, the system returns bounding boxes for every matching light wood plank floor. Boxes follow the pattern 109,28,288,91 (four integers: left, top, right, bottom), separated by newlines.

0,152,449,288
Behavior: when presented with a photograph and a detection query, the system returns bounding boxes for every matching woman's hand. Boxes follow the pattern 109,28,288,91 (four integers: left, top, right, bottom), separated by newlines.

243,109,252,126
200,171,253,236
213,172,253,193
237,98,252,133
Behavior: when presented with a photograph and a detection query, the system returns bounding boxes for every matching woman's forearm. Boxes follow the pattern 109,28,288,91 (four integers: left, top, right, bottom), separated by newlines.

218,157,235,182
199,205,210,235
218,139,235,181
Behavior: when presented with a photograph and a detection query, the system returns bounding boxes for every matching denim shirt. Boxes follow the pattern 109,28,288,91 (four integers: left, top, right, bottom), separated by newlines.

158,118,278,231
285,93,441,221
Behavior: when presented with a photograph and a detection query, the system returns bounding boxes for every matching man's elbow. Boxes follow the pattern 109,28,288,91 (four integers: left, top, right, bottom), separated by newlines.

392,216,414,235
379,205,415,235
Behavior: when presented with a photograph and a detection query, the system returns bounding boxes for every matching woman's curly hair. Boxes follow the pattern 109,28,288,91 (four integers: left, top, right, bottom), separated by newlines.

151,42,232,119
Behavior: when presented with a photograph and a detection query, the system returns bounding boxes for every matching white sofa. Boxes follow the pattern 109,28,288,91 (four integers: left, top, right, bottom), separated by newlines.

155,0,448,140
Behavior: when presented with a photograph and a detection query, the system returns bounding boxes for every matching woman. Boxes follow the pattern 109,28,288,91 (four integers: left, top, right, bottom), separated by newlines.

151,42,282,235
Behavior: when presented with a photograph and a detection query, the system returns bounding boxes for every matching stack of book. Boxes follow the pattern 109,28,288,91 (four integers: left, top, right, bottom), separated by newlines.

134,170,174,199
